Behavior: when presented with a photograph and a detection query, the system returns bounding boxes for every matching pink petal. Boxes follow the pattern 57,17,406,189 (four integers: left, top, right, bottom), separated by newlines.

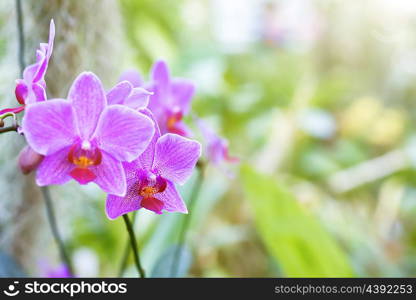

93,105,154,162
22,99,77,155
151,60,170,86
124,87,152,109
23,63,39,83
171,79,195,114
141,197,164,214
198,118,238,165
158,181,187,213
15,80,28,105
168,120,192,137
68,72,106,140
47,19,55,60
31,83,47,103
36,146,73,186
106,81,133,105
118,69,143,88
105,176,141,219
151,60,170,99
136,108,161,170
32,19,55,83
70,168,96,185
92,151,126,196
153,134,201,185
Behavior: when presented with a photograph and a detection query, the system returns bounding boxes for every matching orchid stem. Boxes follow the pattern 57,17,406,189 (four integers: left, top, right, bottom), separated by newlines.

0,125,18,134
170,161,205,277
118,211,137,277
15,0,25,71
41,187,74,276
122,214,146,278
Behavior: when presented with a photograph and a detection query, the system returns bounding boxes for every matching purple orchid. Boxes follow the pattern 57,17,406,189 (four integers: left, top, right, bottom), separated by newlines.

106,109,201,219
1,20,55,116
197,118,239,166
22,72,155,196
18,20,54,105
146,60,195,136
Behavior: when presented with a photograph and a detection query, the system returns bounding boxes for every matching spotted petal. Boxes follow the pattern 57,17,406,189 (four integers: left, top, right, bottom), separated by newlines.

158,181,187,213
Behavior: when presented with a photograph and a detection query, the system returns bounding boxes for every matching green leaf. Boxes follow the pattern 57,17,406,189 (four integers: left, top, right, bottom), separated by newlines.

150,245,193,278
241,165,353,277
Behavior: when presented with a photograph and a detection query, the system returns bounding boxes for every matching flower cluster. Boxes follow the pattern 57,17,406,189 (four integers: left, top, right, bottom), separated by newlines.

1,20,237,219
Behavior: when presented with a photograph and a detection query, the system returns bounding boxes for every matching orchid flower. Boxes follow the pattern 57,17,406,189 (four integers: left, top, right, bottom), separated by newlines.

147,60,195,136
197,118,239,167
22,72,155,196
117,61,195,136
106,109,201,219
1,20,55,117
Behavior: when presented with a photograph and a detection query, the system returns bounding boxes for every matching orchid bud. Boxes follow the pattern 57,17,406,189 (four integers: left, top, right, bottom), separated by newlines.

15,81,28,105
18,145,43,174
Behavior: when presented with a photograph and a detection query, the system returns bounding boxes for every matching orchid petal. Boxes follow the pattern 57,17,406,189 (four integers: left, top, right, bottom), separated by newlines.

105,175,141,219
118,69,143,88
153,134,201,185
94,105,154,162
22,99,77,155
36,146,73,186
158,181,187,213
106,81,133,105
171,79,195,114
92,151,126,196
136,108,161,170
68,72,106,140
124,87,151,109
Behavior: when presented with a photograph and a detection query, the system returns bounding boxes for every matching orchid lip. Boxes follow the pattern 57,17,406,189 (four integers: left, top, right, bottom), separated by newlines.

138,173,167,213
67,142,102,184
166,110,184,135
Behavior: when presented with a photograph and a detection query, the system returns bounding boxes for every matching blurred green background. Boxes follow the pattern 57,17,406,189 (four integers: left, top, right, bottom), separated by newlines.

2,0,416,277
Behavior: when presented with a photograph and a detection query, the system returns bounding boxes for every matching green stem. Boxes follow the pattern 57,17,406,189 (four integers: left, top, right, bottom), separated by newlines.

15,0,25,72
118,211,137,277
122,214,146,278
41,187,74,276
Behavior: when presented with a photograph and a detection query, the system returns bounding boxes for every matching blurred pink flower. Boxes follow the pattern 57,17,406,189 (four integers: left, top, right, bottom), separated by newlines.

147,61,195,136
119,61,195,137
197,118,238,166
40,262,72,278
